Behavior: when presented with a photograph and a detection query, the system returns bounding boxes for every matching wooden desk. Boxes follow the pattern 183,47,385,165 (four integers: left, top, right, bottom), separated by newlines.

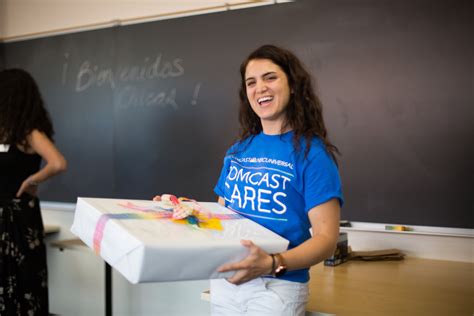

308,258,473,315
44,224,60,235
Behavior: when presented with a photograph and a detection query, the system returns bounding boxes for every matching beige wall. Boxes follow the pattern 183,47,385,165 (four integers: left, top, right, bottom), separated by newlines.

0,0,288,41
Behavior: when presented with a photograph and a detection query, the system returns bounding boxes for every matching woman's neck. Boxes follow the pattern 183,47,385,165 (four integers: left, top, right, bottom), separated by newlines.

261,120,292,135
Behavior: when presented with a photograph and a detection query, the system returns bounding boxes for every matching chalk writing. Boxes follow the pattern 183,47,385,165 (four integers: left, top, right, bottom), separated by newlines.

74,54,184,92
191,82,202,105
62,52,201,108
116,86,178,109
62,53,69,85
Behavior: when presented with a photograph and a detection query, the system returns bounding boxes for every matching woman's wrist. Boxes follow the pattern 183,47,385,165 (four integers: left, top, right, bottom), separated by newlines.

28,177,40,186
269,253,276,275
270,253,288,277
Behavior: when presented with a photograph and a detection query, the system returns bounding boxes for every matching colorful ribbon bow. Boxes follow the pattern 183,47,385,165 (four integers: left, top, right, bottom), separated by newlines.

92,195,241,255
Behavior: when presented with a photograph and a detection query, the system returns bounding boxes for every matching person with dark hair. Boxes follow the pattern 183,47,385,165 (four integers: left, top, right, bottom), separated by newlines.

0,68,67,315
212,45,343,315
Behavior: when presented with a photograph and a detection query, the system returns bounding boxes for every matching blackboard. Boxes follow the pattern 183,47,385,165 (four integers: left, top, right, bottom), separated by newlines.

1,0,472,228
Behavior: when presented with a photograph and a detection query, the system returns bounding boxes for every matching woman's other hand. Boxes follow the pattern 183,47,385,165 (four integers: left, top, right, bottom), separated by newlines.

16,176,39,197
217,239,273,285
16,130,67,197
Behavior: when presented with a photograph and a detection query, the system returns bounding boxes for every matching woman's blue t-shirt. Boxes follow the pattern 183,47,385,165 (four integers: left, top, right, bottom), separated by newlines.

214,131,343,283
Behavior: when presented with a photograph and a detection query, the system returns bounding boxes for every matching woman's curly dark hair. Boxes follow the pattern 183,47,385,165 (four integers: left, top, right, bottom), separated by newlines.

238,45,339,162
0,68,54,148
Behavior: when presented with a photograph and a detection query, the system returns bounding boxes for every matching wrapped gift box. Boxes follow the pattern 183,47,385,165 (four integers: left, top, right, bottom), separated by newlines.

71,197,288,284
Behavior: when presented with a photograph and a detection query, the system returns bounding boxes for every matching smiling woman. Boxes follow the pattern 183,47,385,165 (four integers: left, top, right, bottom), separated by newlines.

244,59,291,134
211,45,343,316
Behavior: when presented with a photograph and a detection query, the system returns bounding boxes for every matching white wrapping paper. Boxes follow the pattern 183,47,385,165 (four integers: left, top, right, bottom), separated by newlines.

71,197,288,284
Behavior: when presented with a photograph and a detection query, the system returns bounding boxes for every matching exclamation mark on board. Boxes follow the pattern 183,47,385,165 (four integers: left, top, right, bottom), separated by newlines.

62,53,69,85
191,82,202,105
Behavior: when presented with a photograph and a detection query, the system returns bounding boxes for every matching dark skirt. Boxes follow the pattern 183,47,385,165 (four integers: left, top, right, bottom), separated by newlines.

0,195,48,316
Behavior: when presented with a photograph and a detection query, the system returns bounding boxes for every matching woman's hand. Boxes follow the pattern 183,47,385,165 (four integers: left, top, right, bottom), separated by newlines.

217,239,273,285
16,176,39,197
15,130,67,198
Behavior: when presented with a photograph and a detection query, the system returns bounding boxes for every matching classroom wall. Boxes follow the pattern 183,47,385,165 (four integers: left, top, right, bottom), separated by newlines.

0,0,287,40
0,0,209,38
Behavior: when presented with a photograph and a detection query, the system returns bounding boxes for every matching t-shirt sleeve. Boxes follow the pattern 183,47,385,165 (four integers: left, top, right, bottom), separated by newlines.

304,149,344,212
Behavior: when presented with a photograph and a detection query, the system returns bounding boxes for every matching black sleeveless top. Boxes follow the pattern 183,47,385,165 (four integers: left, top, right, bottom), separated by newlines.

0,144,41,198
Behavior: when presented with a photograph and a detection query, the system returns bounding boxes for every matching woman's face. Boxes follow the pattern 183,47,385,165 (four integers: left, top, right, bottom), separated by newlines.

244,58,291,133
